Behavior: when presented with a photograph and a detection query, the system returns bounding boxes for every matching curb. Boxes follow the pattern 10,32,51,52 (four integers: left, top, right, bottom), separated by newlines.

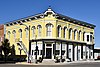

15,61,100,65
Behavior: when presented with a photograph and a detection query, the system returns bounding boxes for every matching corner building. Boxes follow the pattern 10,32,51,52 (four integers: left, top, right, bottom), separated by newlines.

5,8,96,62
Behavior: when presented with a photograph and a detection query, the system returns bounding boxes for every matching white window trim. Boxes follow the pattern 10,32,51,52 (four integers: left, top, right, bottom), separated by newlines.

79,31,81,41
74,31,77,40
26,29,28,38
59,27,61,37
69,29,72,39
38,26,42,37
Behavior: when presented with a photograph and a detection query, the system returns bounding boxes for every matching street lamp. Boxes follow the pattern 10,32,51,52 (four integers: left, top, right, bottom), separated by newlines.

20,23,31,63
18,46,22,62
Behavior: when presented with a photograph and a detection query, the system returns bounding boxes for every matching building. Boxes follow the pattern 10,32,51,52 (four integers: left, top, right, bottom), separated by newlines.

0,24,4,44
0,24,4,57
5,8,96,62
94,48,100,60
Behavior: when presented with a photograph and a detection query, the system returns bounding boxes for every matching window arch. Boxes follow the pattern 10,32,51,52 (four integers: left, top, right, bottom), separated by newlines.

46,23,53,37
63,27,67,38
19,29,22,38
12,30,16,39
31,26,35,37
79,30,81,40
69,28,72,39
57,25,61,37
37,25,42,37
74,29,77,40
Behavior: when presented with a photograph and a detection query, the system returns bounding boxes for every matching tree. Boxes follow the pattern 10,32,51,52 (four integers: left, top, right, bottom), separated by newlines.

2,39,11,62
11,44,15,56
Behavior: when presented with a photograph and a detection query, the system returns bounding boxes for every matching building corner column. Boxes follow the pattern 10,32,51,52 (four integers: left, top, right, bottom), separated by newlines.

60,42,62,62
42,41,45,60
73,43,74,61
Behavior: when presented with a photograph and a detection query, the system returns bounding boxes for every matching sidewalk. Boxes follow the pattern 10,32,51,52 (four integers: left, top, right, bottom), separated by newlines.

16,60,100,65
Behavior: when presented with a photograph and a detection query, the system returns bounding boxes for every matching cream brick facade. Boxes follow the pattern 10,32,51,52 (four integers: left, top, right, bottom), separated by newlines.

5,8,95,62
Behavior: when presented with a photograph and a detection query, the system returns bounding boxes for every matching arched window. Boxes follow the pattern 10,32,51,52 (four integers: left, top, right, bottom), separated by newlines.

69,28,72,39
46,24,52,37
83,32,85,41
57,25,61,37
19,29,22,38
74,30,77,40
79,31,81,40
32,26,35,37
7,31,11,39
12,30,16,39
63,27,67,38
37,25,42,37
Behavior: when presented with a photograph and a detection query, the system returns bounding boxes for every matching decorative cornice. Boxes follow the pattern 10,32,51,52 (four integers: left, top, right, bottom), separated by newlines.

5,8,96,29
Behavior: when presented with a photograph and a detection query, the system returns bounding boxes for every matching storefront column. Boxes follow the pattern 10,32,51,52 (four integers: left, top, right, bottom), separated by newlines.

77,44,78,60
87,45,90,59
89,45,91,59
60,42,62,62
45,43,46,58
93,45,94,59
42,41,45,59
74,44,77,61
35,41,37,63
85,45,87,59
81,44,83,59
66,43,69,59
53,41,56,59
91,45,93,59
72,44,74,61
78,45,81,60
83,45,87,60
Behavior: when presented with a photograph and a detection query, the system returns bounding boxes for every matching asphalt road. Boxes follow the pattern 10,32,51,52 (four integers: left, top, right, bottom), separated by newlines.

0,62,100,67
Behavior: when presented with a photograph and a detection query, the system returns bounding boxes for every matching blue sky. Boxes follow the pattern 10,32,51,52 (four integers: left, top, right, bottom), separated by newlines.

0,0,100,47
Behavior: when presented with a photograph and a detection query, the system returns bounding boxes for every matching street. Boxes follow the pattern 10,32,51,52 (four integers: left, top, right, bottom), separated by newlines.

0,62,100,67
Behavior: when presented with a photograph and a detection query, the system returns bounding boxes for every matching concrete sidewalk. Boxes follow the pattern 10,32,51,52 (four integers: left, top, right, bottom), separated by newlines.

16,60,100,65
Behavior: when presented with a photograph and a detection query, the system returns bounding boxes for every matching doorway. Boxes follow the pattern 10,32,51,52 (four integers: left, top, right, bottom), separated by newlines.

46,48,52,59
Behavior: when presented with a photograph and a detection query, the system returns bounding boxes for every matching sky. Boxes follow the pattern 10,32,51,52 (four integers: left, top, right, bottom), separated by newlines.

0,0,100,48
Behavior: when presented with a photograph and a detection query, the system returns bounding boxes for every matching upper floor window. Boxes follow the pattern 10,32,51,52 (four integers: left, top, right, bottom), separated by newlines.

90,35,92,42
7,31,11,39
19,29,22,38
79,31,81,40
12,30,16,39
87,35,89,42
57,25,61,37
46,24,52,37
74,30,77,40
63,27,67,38
69,28,72,39
37,25,42,37
32,26,35,37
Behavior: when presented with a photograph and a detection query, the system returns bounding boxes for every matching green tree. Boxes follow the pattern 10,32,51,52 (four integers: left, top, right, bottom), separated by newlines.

2,39,11,62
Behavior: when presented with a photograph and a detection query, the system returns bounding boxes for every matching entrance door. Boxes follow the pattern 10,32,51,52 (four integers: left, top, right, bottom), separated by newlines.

46,48,52,59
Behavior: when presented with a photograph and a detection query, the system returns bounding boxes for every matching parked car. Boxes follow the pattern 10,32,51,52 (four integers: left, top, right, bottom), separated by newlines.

97,56,100,60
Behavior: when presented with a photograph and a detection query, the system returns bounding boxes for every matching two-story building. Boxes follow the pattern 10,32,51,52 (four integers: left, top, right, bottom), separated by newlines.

5,8,96,62
0,24,4,58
